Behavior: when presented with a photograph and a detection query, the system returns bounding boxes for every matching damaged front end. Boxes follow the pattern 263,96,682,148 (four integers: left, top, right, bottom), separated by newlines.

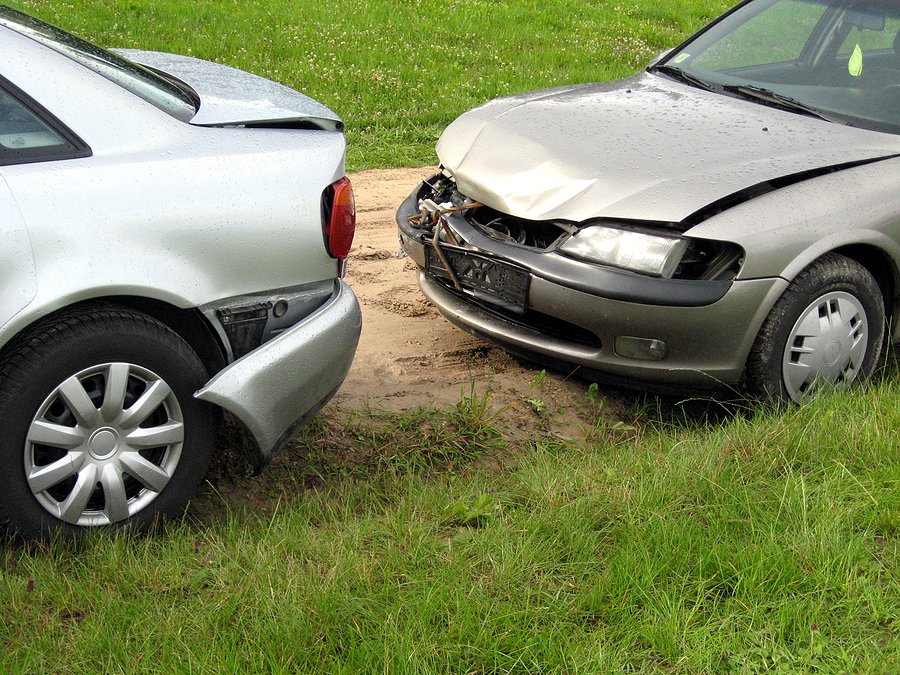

396,172,778,391
399,172,744,307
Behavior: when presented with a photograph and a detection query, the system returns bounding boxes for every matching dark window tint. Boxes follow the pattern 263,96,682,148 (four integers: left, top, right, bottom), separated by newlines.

0,82,90,165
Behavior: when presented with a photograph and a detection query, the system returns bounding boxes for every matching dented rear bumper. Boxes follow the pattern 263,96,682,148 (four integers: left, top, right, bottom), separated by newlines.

194,280,361,468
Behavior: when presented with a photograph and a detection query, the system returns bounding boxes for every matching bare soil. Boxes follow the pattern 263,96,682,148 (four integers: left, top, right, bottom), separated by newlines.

334,167,618,443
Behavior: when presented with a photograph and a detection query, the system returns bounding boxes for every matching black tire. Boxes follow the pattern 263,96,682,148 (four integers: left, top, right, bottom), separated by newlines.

0,306,215,540
745,253,885,403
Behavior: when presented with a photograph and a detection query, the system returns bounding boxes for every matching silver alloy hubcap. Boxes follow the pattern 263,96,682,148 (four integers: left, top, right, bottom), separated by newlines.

25,362,184,526
782,291,868,401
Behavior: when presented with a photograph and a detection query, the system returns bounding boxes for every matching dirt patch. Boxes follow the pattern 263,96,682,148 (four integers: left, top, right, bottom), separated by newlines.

332,167,618,442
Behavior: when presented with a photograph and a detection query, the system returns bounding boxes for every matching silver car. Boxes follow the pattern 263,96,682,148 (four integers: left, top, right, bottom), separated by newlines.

0,6,361,538
398,0,900,402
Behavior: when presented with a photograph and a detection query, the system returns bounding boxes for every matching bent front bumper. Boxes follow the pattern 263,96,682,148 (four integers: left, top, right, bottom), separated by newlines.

416,269,785,391
195,279,361,468
397,181,787,392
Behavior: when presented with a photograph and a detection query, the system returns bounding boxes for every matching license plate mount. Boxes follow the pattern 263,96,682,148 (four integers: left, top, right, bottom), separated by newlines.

425,244,529,309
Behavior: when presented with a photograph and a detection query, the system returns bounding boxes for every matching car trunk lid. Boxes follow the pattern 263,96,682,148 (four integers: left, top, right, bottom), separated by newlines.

115,49,343,130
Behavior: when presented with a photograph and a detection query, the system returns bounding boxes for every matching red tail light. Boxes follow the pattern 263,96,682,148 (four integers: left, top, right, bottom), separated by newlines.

323,176,356,263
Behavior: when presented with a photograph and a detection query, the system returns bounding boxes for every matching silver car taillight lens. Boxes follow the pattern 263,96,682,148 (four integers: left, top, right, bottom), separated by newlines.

323,176,356,270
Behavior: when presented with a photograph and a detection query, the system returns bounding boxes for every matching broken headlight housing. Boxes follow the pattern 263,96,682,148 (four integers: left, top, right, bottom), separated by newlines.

558,224,690,278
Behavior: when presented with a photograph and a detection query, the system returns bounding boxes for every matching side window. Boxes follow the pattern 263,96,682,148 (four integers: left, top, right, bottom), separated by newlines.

0,80,90,165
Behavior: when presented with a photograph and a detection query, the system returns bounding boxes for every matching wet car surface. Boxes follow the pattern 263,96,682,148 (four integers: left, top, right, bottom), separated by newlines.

398,0,900,402
0,5,360,539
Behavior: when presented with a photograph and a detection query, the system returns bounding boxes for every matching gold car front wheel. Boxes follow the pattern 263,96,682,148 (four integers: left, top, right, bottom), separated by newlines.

745,253,885,403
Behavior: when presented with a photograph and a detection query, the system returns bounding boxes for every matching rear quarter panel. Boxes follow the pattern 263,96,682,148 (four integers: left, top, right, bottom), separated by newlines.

0,29,347,345
0,174,36,333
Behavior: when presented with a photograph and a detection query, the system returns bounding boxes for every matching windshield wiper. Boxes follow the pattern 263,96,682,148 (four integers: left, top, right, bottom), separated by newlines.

652,65,715,91
722,84,836,122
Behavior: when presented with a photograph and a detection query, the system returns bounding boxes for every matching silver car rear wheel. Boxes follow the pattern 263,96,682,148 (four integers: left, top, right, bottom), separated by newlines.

745,253,885,403
26,362,185,527
0,306,215,539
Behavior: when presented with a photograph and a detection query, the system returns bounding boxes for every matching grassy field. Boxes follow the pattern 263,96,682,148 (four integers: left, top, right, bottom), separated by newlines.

10,0,732,170
3,381,900,673
5,0,900,673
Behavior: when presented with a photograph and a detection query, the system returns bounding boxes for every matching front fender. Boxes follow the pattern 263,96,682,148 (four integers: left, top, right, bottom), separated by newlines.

687,157,900,282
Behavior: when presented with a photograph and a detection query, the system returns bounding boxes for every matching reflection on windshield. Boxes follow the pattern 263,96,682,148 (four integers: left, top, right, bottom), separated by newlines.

0,5,196,122
655,0,900,134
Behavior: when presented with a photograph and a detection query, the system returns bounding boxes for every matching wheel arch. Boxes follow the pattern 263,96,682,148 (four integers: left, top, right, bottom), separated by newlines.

0,296,229,382
0,295,284,476
771,237,898,333
100,296,229,378
830,243,898,332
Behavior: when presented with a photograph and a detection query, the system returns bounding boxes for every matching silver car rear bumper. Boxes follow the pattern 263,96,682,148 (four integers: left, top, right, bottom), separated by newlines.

195,280,361,466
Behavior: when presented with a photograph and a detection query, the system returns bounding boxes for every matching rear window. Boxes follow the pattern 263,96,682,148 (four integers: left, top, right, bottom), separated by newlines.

0,5,197,122
0,80,90,165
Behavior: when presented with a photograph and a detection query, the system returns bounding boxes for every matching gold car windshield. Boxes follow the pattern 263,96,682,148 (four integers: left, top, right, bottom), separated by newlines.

656,0,900,134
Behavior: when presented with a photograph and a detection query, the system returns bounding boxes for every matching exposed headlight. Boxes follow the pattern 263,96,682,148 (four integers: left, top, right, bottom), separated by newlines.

558,225,689,278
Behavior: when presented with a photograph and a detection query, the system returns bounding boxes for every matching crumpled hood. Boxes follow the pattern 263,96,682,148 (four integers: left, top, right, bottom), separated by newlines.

437,73,900,223
114,49,342,129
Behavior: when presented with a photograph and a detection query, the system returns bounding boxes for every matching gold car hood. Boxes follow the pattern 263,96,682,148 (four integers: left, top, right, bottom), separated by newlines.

437,73,900,223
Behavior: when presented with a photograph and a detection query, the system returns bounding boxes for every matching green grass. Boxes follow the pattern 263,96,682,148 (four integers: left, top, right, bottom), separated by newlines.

3,381,900,673
6,0,900,672
9,0,733,170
